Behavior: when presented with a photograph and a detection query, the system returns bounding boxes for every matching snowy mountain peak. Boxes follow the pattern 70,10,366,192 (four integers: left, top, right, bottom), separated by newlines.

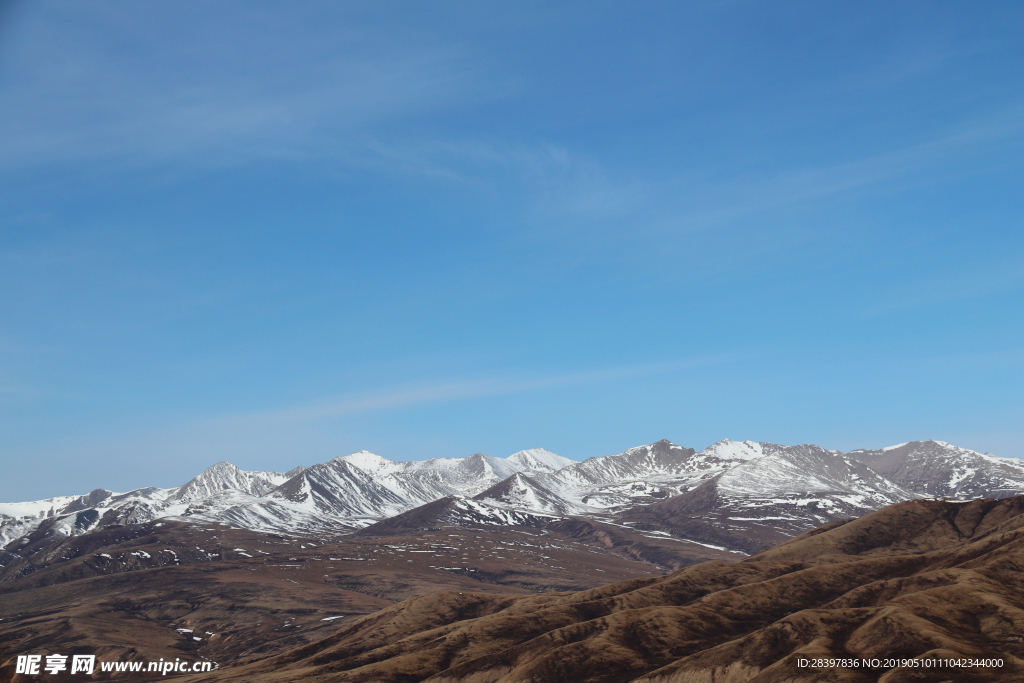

358,494,559,535
171,461,246,502
618,439,697,469
333,451,400,475
193,461,244,479
697,439,768,461
718,445,913,501
848,440,1024,500
473,472,577,515
459,453,514,479
170,460,293,504
507,448,574,473
283,465,308,478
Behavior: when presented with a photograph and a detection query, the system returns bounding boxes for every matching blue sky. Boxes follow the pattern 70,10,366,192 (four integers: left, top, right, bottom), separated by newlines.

1,1,1022,500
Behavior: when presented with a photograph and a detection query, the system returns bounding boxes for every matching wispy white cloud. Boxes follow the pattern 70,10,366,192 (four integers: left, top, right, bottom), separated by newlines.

663,106,1024,229
359,137,648,223
7,352,754,488
214,352,748,428
0,5,487,171
7,2,1020,236
363,101,1024,248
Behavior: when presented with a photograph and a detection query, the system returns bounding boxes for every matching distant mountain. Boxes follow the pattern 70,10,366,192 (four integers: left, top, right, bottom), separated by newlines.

332,450,523,498
0,448,576,545
620,444,918,552
506,448,575,473
539,440,698,493
228,451,558,533
532,439,773,511
3,438,1020,555
357,496,558,536
473,472,582,516
170,461,305,503
848,440,1024,500
0,487,174,549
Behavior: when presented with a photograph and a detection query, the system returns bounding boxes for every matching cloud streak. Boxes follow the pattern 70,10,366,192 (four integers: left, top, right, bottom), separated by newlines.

0,5,485,172
216,352,749,428
4,352,754,493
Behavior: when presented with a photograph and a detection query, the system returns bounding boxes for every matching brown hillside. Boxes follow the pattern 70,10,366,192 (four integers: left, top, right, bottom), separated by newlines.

195,497,1024,683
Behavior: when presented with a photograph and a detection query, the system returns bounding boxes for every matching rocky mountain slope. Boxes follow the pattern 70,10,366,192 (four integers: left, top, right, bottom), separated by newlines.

619,444,918,553
195,495,1024,683
849,439,1024,500
473,473,584,516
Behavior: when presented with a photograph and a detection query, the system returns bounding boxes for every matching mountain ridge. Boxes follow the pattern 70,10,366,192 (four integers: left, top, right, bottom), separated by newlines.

4,439,1023,556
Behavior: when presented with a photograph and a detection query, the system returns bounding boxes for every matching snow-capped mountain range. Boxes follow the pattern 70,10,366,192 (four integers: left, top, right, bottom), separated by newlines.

0,449,573,547
849,441,1024,500
2,439,1022,553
